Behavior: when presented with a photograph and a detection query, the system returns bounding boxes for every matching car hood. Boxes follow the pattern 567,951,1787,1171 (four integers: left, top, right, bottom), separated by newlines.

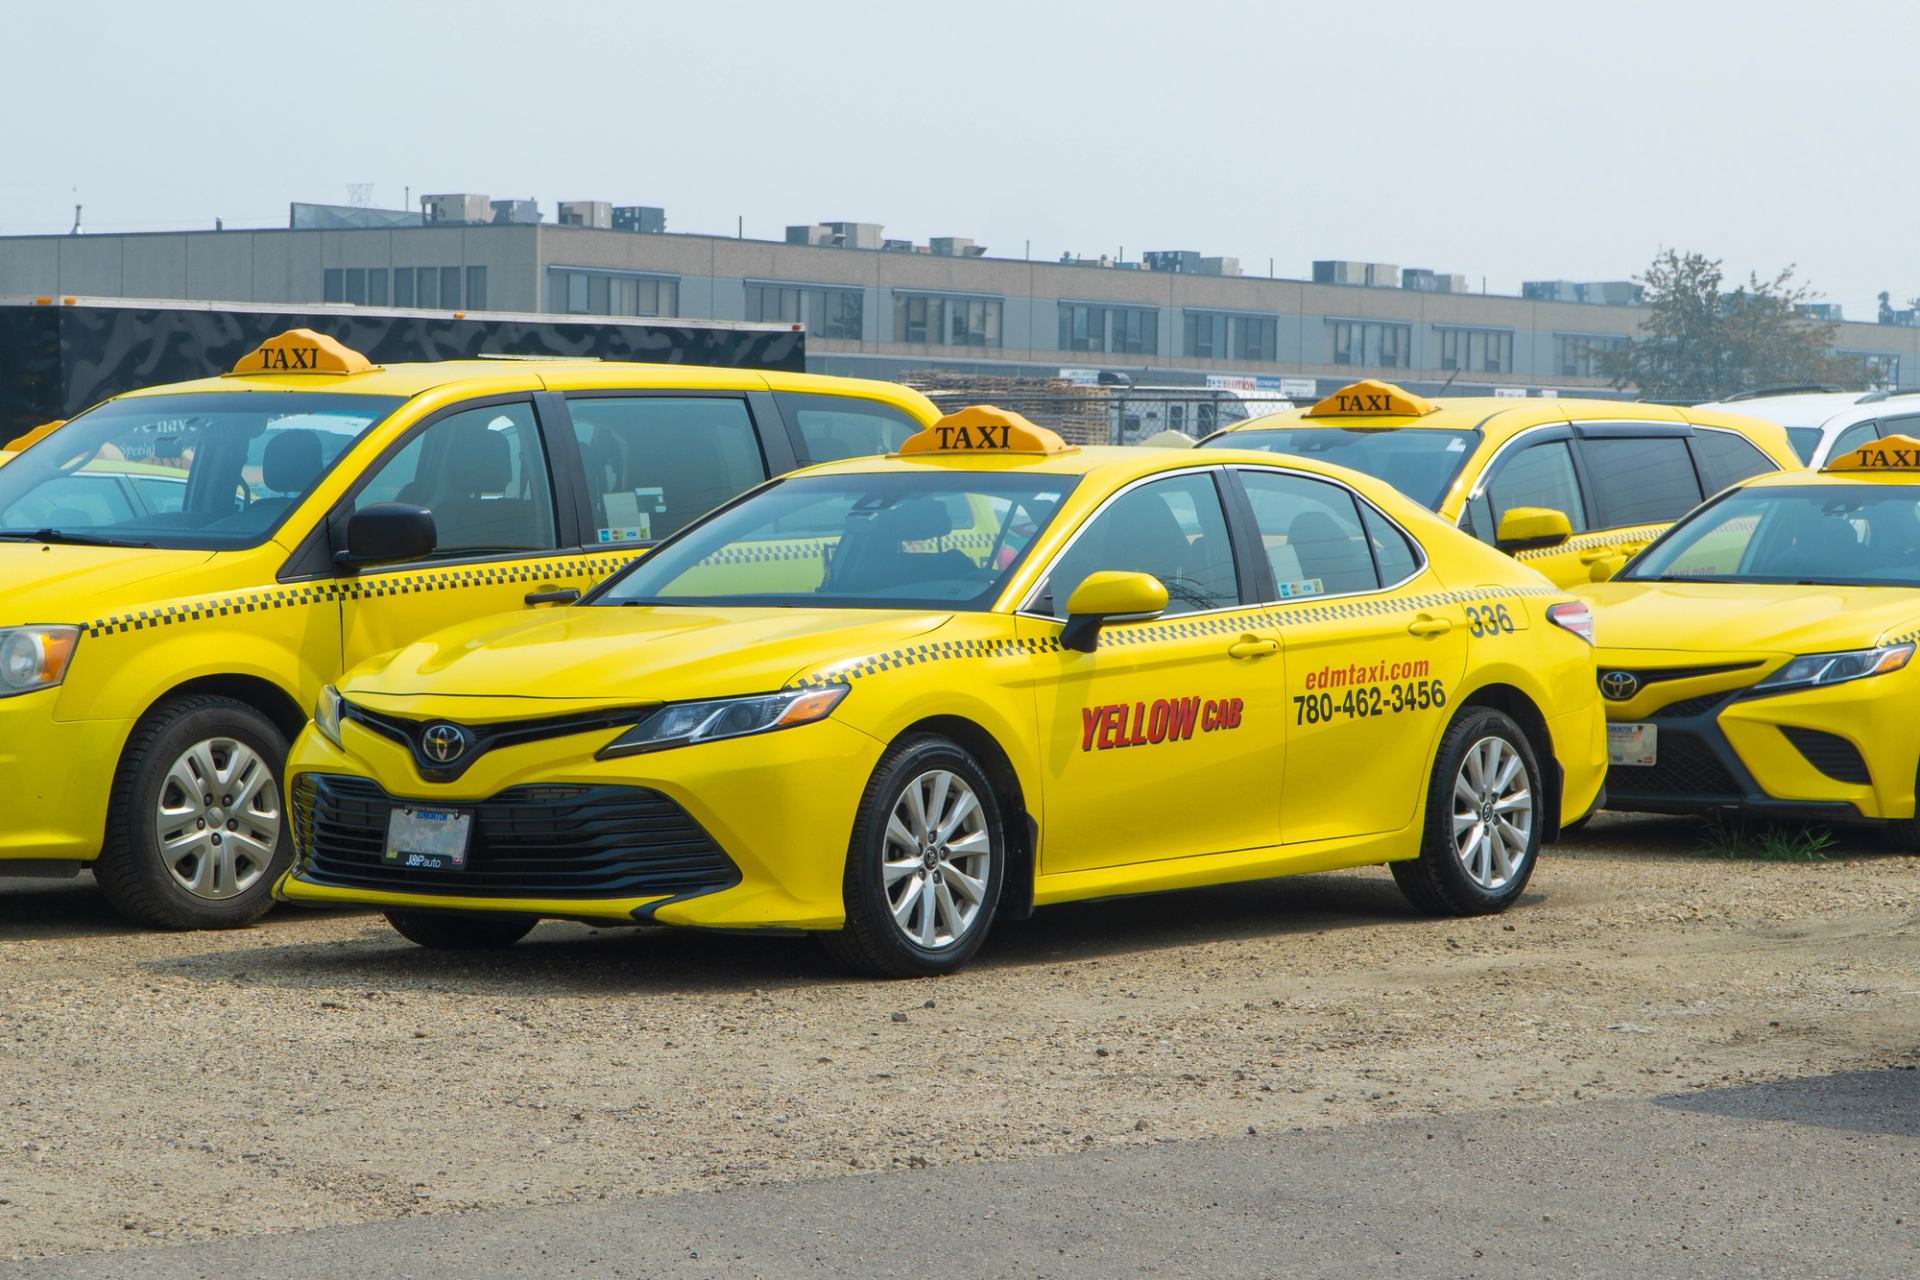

342,605,956,708
0,543,219,625
1580,580,1920,657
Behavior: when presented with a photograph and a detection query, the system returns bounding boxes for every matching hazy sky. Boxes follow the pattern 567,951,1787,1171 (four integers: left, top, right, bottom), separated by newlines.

7,0,1916,314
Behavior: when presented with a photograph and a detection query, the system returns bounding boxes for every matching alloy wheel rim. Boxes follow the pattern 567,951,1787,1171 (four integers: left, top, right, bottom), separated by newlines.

1451,735,1533,891
154,737,281,900
882,769,991,951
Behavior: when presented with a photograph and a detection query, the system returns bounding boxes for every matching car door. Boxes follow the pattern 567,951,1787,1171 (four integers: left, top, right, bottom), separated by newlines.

1232,466,1470,844
1458,429,1597,586
337,397,586,670
1017,468,1287,874
1569,425,1707,576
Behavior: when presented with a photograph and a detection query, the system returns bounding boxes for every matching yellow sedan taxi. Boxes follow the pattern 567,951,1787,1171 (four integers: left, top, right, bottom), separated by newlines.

0,329,937,929
1581,435,1920,838
277,407,1607,977
1202,380,1799,587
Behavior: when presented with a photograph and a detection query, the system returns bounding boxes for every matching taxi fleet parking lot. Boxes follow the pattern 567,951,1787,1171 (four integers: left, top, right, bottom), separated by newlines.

1,817,1916,1262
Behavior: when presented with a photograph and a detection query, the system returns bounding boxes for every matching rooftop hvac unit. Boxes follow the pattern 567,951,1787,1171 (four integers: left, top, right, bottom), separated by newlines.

420,193,492,225
613,206,666,233
558,201,613,230
490,198,541,225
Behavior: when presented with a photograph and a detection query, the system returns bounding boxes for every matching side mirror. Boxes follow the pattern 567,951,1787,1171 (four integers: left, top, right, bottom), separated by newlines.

337,503,437,568
1060,571,1168,653
1587,553,1630,583
1495,506,1573,553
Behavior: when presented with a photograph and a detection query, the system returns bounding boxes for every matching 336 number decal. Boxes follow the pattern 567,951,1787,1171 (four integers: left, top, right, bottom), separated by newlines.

1464,603,1516,637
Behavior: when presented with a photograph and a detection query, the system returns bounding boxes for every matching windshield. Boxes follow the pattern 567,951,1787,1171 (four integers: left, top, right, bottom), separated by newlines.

1205,426,1478,509
1626,484,1920,587
1785,427,1822,464
0,393,403,550
595,471,1078,610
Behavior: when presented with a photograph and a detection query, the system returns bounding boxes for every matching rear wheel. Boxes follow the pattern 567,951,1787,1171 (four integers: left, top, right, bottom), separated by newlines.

824,734,1005,978
385,910,537,950
95,695,291,929
1392,707,1542,916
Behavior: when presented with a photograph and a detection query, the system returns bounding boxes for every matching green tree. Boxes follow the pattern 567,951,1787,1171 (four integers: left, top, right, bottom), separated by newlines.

1597,250,1866,401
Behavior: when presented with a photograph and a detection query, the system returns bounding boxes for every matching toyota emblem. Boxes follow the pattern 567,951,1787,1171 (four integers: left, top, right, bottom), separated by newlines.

1599,671,1640,701
421,723,467,764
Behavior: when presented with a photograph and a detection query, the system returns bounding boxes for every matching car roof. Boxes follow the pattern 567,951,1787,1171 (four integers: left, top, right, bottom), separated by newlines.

1696,391,1881,430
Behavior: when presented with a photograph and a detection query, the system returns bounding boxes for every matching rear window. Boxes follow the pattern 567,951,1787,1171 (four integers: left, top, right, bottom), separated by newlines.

1205,426,1478,510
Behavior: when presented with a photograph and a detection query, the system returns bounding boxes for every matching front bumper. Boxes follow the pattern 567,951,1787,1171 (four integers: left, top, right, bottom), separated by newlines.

0,689,130,863
1605,679,1915,822
276,714,887,930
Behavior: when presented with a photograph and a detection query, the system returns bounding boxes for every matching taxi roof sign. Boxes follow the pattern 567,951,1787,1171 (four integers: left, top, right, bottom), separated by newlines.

1303,378,1436,419
898,405,1073,456
225,329,376,377
1823,433,1920,473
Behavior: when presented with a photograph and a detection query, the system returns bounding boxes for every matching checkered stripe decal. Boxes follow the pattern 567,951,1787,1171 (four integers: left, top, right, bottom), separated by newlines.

786,585,1563,688
1514,525,1662,563
82,553,640,639
693,532,996,570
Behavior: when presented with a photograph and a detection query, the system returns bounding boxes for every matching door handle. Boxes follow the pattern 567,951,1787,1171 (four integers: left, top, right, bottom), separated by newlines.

524,587,580,606
1227,635,1279,659
1407,614,1453,637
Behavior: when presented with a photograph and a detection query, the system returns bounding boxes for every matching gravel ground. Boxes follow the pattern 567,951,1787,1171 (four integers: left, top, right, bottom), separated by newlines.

2,812,1916,1261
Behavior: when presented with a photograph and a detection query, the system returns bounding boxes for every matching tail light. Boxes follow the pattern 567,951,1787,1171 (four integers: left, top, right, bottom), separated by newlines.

1546,601,1594,645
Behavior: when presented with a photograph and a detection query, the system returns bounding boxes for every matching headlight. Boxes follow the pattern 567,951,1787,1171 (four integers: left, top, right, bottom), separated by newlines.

597,685,849,759
314,684,344,748
1754,643,1914,693
0,626,80,697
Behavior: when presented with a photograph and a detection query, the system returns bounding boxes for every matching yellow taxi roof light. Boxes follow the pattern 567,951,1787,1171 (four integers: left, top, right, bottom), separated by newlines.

1303,378,1436,419
225,329,376,377
897,405,1073,456
1822,433,1920,473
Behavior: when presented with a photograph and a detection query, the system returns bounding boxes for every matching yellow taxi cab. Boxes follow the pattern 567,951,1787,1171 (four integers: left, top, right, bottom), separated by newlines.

276,406,1607,977
1580,434,1920,838
1201,380,1800,587
0,329,938,928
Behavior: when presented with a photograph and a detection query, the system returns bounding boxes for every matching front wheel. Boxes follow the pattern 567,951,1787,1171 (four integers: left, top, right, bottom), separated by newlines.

1392,707,1543,916
95,695,292,929
385,910,537,950
824,734,1006,978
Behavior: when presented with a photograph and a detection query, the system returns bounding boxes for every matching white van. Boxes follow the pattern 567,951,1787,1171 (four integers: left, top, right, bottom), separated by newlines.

1699,387,1920,466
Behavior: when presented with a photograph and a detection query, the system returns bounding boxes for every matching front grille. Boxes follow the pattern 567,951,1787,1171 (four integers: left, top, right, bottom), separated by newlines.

1781,727,1872,785
293,774,738,900
1652,692,1731,720
1609,729,1742,798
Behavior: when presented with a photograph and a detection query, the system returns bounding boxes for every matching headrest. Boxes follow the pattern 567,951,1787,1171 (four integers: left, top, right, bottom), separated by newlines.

448,426,513,494
874,498,954,542
262,429,324,495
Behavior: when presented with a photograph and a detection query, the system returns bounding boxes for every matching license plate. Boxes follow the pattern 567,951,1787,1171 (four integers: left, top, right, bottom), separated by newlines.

384,806,473,870
1609,722,1657,767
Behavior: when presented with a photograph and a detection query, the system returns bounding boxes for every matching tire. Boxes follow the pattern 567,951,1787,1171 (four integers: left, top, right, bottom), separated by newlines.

823,734,1006,978
95,695,293,930
1392,707,1543,916
385,910,537,950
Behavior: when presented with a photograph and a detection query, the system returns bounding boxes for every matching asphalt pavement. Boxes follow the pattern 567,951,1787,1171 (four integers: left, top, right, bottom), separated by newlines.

6,1067,1913,1280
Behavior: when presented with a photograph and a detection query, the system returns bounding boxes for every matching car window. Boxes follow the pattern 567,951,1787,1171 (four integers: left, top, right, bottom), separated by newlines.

1359,502,1420,585
778,392,921,464
355,402,557,557
1578,436,1702,528
1878,414,1920,439
1830,421,1878,459
9,473,137,527
1042,472,1239,617
1691,430,1778,496
1237,470,1381,598
568,397,769,545
1627,484,1920,586
1478,439,1589,537
1783,426,1822,463
126,475,187,515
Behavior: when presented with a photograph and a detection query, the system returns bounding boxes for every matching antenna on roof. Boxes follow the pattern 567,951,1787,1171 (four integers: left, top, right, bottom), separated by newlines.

68,203,82,236
346,183,374,207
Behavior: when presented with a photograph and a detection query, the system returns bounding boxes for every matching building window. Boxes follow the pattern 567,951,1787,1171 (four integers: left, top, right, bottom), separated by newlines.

1184,312,1276,362
1060,303,1159,355
416,267,439,309
1554,333,1628,378
1437,327,1513,374
322,268,343,303
466,266,487,311
441,267,464,310
367,269,388,306
891,293,1002,347
1327,320,1411,369
394,268,414,307
344,268,367,306
550,270,680,317
746,284,863,339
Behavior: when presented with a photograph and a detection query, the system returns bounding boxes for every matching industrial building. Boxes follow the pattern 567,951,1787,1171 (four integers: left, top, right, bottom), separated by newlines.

2,197,1913,397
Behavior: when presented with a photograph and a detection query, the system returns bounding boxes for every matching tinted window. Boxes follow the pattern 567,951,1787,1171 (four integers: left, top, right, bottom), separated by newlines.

1043,472,1239,617
1879,414,1920,438
778,392,921,463
1580,436,1702,527
567,397,769,544
1691,430,1778,495
1484,439,1588,533
1360,502,1420,584
1784,426,1822,463
1830,421,1878,460
356,403,556,556
1237,470,1380,597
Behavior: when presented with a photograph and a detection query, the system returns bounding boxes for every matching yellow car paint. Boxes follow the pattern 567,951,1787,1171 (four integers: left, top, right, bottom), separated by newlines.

277,409,1607,944
1204,380,1800,588
0,330,940,883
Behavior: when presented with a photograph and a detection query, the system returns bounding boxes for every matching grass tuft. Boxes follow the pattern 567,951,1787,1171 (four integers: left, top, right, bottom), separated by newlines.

1699,813,1834,862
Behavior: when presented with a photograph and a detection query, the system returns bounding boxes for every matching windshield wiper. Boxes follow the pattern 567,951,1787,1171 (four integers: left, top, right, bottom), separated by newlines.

0,528,157,549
